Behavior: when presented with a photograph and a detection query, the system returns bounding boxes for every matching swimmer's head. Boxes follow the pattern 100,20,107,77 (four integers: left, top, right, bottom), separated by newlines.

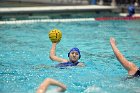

68,48,81,59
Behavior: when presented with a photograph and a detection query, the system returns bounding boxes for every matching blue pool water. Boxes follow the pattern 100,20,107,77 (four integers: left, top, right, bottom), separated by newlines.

0,20,140,93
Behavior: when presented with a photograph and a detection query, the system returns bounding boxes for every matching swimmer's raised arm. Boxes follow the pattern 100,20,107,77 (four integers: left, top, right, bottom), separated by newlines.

37,78,66,93
50,43,68,62
110,37,138,75
110,37,130,70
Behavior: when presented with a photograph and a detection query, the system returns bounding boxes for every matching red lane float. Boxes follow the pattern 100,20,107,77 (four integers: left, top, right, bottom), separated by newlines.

95,17,140,21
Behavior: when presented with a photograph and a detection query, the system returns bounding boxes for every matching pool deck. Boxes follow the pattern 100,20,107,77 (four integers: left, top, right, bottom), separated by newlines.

1,5,140,17
0,1,140,25
0,1,140,14
119,13,140,17
0,5,117,14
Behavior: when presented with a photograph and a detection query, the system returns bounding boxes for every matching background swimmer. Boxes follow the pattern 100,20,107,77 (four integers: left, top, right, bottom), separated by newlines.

127,5,135,17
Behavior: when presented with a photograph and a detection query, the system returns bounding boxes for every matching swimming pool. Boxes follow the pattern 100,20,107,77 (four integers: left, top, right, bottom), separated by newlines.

0,20,140,93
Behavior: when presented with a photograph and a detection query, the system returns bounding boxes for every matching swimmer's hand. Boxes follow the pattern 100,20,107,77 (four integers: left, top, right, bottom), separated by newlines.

77,62,85,67
56,86,67,92
110,37,116,46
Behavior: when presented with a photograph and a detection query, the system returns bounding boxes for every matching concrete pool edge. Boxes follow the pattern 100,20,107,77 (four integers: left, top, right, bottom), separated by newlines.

0,5,117,14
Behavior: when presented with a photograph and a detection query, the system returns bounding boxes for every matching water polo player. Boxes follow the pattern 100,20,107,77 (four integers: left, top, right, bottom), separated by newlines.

49,29,85,68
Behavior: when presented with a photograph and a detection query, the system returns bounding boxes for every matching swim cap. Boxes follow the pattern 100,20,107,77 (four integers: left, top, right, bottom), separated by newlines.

68,48,81,59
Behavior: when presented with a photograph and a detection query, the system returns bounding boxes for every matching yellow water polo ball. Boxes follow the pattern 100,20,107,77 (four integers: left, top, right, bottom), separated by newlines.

48,29,62,43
